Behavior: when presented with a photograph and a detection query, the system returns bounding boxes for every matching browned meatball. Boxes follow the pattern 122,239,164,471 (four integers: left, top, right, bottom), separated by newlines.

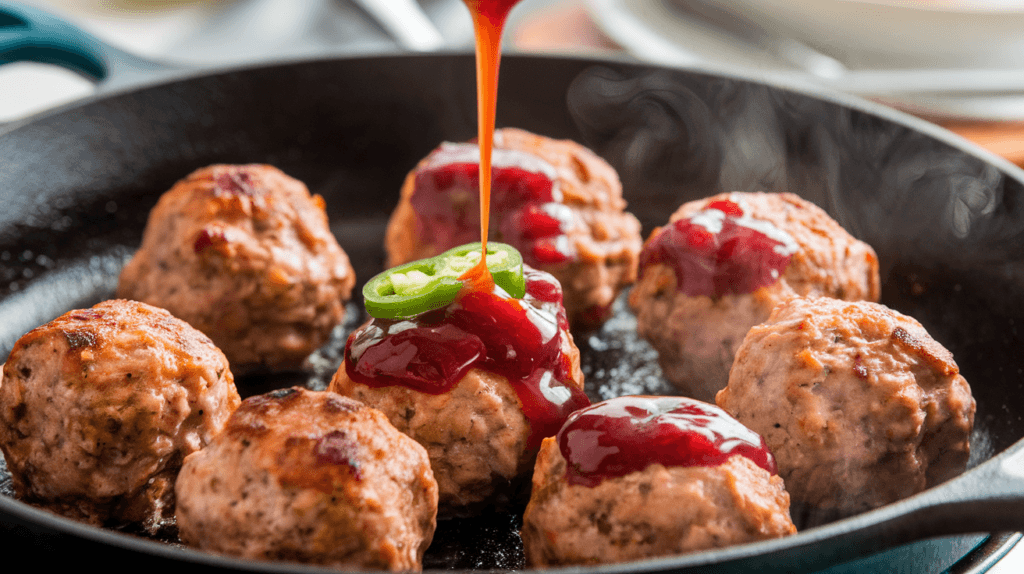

522,444,795,566
330,268,587,514
630,192,880,401
118,164,356,372
331,361,586,515
333,367,538,512
385,128,642,329
716,297,976,514
175,387,437,571
0,299,240,532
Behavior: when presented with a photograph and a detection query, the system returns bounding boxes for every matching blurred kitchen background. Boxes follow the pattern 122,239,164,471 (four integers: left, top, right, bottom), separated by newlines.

2,0,1024,170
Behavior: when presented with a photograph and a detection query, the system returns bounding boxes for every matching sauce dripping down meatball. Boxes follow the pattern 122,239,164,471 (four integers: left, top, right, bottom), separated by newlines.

556,396,777,487
346,267,590,449
347,0,587,468
639,199,798,297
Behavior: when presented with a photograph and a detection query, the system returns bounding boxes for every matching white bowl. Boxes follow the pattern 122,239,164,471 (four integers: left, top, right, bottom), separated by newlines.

717,0,1024,69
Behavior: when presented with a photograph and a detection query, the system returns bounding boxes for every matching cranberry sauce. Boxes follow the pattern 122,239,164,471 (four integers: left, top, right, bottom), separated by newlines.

410,143,575,267
556,396,777,488
346,267,590,448
639,198,799,298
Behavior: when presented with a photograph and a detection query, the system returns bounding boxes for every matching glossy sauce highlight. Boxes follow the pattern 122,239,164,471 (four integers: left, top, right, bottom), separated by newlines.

556,396,777,487
638,199,798,298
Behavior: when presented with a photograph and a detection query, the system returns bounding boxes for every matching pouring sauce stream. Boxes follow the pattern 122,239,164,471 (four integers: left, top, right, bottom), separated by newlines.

459,0,522,291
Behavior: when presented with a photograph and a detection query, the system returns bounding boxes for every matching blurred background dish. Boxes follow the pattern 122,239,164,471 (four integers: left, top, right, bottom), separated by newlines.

584,0,1024,121
703,0,1024,70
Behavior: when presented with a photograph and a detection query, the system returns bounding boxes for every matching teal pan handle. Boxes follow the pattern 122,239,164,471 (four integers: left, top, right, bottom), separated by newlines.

0,1,175,87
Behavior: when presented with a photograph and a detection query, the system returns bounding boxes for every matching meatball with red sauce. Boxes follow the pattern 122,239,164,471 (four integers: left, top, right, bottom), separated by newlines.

330,266,589,514
629,192,880,401
717,297,975,514
118,164,356,372
0,299,240,532
521,396,796,566
175,387,437,571
385,128,642,330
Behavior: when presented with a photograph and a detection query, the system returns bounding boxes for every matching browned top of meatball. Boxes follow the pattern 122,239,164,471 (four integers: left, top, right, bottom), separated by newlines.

175,387,438,570
117,164,356,370
0,299,239,529
717,297,975,513
225,388,384,495
7,299,229,392
151,165,342,268
123,164,354,286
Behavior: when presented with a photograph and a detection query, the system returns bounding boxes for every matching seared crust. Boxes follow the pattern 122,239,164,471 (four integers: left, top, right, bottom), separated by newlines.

175,387,438,571
385,128,642,329
118,164,356,372
522,440,796,566
630,192,880,400
0,299,239,531
716,297,975,514
330,320,585,513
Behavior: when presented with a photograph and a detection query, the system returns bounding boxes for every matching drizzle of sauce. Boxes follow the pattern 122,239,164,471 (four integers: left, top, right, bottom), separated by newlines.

638,198,799,298
346,267,590,449
556,396,777,488
410,143,574,268
459,0,524,285
345,0,591,448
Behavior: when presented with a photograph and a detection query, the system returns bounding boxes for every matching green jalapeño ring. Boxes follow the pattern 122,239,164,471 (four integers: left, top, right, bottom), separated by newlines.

363,242,526,319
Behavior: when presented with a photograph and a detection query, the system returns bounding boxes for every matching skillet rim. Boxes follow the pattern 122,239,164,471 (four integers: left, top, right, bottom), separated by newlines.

2,50,1023,188
0,51,1022,573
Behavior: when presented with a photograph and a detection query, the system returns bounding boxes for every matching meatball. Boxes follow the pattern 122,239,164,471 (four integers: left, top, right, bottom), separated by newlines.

385,128,642,329
521,396,796,566
330,267,588,514
629,192,880,401
716,297,976,514
118,164,356,372
0,299,240,532
332,367,541,512
175,387,437,571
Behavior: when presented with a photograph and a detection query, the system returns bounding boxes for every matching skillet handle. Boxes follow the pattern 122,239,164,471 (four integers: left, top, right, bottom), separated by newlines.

0,1,173,86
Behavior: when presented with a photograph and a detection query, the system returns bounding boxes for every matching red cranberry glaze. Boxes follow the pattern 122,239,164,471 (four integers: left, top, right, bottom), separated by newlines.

346,267,590,449
556,395,777,487
410,143,574,267
639,199,797,298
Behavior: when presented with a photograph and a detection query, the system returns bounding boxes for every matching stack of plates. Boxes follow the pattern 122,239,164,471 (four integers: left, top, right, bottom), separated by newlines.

586,0,1024,120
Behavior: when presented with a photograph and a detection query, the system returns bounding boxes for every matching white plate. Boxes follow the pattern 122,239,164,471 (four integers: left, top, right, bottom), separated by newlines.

585,0,1024,120
713,0,1024,70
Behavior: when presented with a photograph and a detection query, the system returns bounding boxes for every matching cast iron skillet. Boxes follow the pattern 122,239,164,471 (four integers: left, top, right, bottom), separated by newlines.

2,3,1024,573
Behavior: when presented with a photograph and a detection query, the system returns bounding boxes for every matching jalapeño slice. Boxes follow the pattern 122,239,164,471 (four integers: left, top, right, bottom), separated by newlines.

363,242,525,319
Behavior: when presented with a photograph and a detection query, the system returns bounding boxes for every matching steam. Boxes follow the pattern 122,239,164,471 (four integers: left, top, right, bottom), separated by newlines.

566,66,1021,276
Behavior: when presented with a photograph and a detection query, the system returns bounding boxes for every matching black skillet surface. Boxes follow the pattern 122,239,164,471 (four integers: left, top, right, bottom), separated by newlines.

3,53,1024,573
